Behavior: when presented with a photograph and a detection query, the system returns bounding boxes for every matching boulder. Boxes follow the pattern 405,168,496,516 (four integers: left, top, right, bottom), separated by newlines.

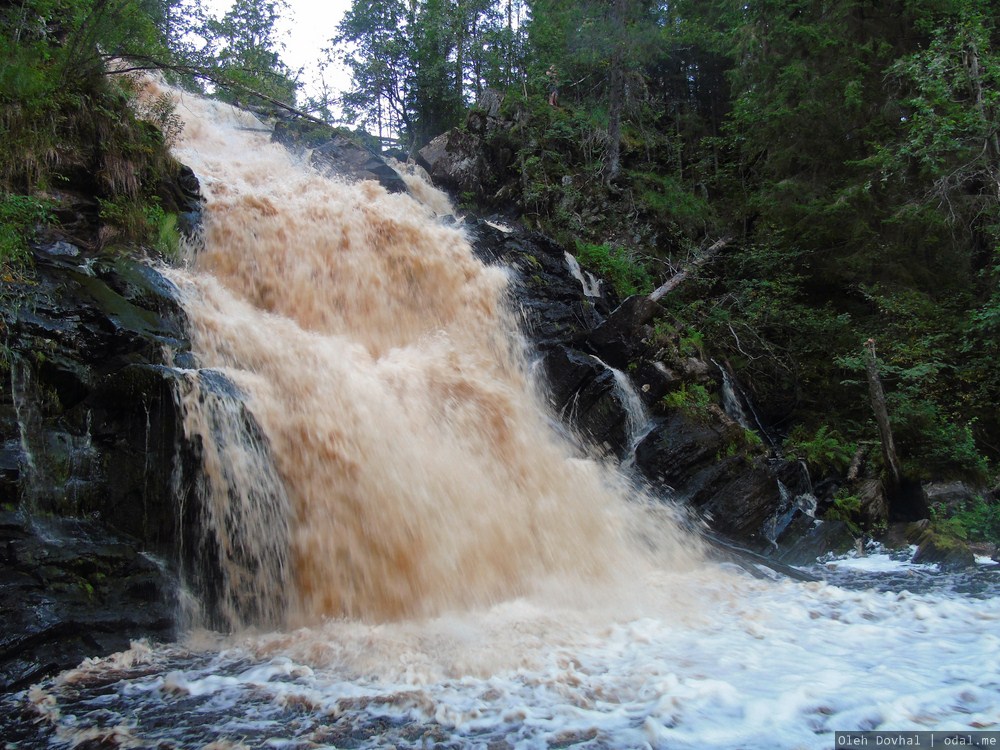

541,346,628,455
905,519,976,571
310,136,408,194
417,129,491,198
272,121,408,195
922,481,982,513
588,294,662,369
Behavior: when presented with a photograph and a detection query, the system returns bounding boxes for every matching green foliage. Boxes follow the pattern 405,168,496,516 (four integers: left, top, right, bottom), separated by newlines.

336,0,524,147
952,496,1000,546
97,196,179,255
203,0,298,109
784,425,855,476
0,193,53,268
678,328,704,358
149,203,181,258
824,490,862,536
662,382,712,412
630,171,713,237
741,427,764,450
575,241,653,298
890,400,989,481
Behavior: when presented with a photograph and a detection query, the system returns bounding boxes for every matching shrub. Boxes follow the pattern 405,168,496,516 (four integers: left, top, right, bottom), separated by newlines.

784,424,855,475
0,192,53,268
662,382,712,413
824,490,862,536
953,496,1000,546
575,241,653,298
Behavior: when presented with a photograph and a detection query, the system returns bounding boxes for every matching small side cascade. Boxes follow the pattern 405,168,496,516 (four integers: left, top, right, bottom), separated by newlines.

712,360,776,447
763,479,819,548
714,360,751,429
9,359,41,510
171,368,291,631
590,355,655,462
9,358,100,514
564,252,603,298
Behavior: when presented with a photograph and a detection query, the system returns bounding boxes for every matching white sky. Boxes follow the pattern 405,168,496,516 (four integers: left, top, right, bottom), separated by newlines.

205,0,355,110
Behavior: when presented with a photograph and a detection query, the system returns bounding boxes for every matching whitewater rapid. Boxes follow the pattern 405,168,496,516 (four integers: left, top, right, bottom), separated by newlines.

20,558,1000,749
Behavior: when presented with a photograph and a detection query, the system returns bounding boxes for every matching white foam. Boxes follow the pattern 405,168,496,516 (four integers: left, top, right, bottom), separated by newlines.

28,566,1000,748
818,545,937,574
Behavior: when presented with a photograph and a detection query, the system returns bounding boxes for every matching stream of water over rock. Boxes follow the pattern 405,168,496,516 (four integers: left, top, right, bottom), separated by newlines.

5,83,999,749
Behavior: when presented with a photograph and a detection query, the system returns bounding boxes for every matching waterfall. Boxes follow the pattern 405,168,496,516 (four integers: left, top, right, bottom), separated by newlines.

8,77,1000,750
564,251,603,298
714,360,751,429
590,355,655,460
157,80,692,626
713,359,777,447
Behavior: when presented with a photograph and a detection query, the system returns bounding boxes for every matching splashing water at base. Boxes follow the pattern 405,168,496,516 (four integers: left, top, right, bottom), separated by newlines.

12,565,1000,749
5,81,998,748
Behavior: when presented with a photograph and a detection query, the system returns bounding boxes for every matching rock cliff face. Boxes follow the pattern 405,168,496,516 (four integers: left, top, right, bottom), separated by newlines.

466,218,816,549
0,245,190,691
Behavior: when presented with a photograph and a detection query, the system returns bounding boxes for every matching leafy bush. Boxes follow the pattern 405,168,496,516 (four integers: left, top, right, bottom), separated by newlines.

678,327,705,357
630,170,713,237
0,193,53,268
890,398,990,481
784,425,856,475
662,382,712,413
824,490,862,536
953,496,1000,546
575,241,653,298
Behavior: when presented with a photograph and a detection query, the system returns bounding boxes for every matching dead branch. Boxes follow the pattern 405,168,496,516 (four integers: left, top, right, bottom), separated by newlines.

648,236,730,302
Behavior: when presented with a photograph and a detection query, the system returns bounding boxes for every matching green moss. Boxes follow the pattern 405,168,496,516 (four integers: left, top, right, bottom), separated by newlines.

575,241,653,298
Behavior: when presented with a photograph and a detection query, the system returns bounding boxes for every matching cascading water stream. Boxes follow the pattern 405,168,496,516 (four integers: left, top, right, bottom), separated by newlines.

160,81,690,627
565,251,604,298
7,81,1000,750
590,354,656,463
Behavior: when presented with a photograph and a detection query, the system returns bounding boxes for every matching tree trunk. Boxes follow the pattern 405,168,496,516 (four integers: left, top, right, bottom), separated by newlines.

864,339,902,499
648,237,729,302
605,0,627,182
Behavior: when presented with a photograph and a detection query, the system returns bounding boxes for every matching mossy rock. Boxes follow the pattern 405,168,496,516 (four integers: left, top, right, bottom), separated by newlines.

906,519,975,571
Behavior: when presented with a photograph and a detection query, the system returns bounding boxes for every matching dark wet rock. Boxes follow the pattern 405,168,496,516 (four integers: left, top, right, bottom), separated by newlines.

905,519,976,571
770,520,858,566
310,137,408,194
631,361,682,408
541,347,628,456
633,412,812,543
465,215,811,544
0,240,197,690
588,294,661,370
158,163,204,236
0,511,176,692
468,220,607,346
272,121,407,194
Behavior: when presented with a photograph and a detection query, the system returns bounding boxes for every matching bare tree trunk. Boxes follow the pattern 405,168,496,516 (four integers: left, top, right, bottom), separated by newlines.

865,339,902,499
648,237,729,302
605,0,627,183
